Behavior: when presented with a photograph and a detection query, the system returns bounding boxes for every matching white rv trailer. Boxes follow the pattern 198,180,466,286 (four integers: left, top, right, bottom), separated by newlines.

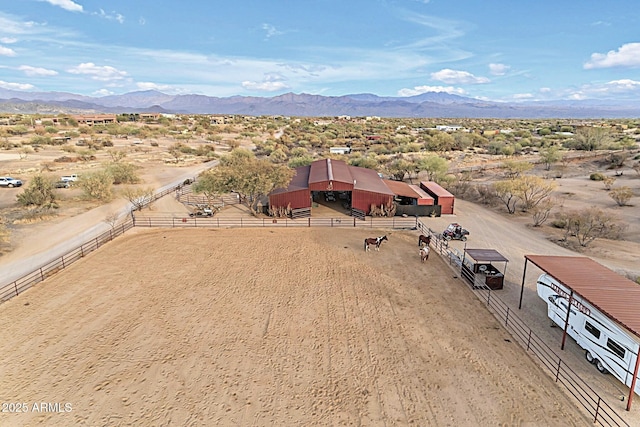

537,273,640,396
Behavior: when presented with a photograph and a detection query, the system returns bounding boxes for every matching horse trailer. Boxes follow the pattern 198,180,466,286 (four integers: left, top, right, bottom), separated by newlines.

537,273,640,397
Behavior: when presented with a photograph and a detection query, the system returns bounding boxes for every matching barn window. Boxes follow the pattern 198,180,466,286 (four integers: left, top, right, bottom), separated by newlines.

607,339,626,359
585,321,601,339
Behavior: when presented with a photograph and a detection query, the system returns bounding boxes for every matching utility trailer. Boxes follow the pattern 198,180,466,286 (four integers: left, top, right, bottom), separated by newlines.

537,273,640,397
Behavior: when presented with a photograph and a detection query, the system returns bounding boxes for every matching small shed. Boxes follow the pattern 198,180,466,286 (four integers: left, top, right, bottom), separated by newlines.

461,249,509,290
420,181,455,214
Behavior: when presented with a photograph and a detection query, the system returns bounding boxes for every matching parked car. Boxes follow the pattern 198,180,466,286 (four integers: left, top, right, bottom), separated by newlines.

0,176,23,187
189,206,214,217
55,180,71,189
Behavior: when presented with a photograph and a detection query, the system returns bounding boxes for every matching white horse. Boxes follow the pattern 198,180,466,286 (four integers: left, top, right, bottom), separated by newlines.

420,246,430,263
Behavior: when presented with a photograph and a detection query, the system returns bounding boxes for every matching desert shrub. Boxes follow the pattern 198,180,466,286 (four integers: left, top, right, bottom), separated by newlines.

150,141,159,147
16,174,58,209
30,135,53,145
602,176,616,190
609,187,633,206
104,162,140,185
589,172,605,181
77,170,114,201
550,218,567,229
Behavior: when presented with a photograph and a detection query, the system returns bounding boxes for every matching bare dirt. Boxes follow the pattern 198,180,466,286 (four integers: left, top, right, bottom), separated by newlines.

0,227,590,426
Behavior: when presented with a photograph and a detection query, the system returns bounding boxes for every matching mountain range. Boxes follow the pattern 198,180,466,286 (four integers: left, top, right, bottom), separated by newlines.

1,88,640,119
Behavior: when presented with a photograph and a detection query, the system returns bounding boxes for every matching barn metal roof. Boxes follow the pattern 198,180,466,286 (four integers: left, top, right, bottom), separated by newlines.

350,166,394,195
270,165,310,195
309,158,353,185
383,180,434,201
465,249,509,263
420,181,454,198
526,255,640,340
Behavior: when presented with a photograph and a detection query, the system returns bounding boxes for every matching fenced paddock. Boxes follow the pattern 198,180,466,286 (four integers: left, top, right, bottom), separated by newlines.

0,198,632,425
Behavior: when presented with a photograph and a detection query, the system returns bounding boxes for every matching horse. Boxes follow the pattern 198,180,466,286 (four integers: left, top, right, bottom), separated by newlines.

364,235,388,252
418,234,431,247
420,246,430,263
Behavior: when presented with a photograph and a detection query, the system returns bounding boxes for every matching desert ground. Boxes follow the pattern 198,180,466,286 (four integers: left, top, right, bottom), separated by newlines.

1,136,640,425
0,227,591,426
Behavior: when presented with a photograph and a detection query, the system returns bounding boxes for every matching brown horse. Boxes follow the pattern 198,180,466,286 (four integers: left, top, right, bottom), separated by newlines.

418,234,431,247
420,246,430,263
364,235,388,252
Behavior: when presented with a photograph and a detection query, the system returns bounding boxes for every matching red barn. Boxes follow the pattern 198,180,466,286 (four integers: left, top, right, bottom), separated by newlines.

269,159,394,216
420,181,455,214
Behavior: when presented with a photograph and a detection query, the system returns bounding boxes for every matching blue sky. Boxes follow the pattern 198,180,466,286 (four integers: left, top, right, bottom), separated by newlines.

1,0,640,102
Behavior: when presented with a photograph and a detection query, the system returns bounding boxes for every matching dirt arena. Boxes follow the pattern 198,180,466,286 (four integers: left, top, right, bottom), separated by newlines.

0,227,589,426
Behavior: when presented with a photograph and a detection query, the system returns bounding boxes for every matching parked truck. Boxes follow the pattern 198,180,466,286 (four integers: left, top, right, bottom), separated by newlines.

60,174,79,182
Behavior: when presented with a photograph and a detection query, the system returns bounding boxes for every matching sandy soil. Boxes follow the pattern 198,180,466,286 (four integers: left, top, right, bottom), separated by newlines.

0,228,589,426
1,139,639,425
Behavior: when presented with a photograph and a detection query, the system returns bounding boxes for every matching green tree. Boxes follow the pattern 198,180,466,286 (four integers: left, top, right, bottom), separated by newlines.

539,146,563,171
493,180,519,214
121,187,155,211
16,174,58,209
502,160,533,179
417,155,448,182
105,162,140,185
78,170,114,201
561,208,625,246
513,175,557,212
386,158,413,181
571,127,610,151
196,150,294,216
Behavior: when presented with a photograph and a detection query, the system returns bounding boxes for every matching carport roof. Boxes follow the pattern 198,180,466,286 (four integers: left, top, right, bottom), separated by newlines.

465,249,509,263
383,180,434,200
525,255,640,339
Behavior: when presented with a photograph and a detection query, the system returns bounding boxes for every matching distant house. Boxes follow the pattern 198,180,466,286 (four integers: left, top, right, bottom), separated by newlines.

73,114,117,126
329,146,351,155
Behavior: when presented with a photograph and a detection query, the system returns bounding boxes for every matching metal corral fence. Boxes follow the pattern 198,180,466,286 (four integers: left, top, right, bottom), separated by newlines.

132,215,418,230
0,219,134,303
419,219,629,427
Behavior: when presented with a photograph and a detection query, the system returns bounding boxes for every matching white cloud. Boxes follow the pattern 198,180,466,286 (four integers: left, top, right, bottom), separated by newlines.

584,43,640,69
0,80,35,90
539,87,551,93
0,45,16,56
67,63,127,81
94,9,125,24
0,37,17,44
242,80,289,92
512,93,533,99
92,89,114,96
430,69,489,84
262,24,283,39
136,82,174,91
18,65,58,76
397,85,466,96
606,79,640,91
39,0,83,13
489,63,510,76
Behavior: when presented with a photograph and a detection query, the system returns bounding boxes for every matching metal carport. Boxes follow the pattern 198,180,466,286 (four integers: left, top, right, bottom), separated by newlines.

520,255,640,410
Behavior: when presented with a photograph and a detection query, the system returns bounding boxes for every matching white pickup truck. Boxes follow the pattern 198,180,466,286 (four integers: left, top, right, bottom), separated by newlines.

60,174,79,182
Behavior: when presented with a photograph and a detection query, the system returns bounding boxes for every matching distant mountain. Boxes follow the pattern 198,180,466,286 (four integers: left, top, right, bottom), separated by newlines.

1,88,640,118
